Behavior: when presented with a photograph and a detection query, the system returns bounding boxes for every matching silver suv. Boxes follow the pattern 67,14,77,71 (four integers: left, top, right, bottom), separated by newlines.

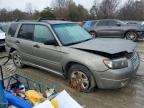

88,19,144,42
6,19,140,92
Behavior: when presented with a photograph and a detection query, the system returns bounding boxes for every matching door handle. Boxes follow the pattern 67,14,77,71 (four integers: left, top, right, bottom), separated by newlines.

15,40,20,44
33,44,40,48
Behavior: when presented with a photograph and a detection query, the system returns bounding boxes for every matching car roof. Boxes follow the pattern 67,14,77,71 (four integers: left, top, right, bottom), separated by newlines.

43,20,75,24
13,20,76,25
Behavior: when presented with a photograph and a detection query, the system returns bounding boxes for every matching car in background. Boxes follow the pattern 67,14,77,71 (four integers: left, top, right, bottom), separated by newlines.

88,19,144,41
6,19,140,92
125,20,142,25
0,29,5,50
83,20,97,31
0,22,11,33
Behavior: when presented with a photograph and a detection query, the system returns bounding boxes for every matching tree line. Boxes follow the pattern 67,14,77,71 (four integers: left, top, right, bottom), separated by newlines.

0,0,144,22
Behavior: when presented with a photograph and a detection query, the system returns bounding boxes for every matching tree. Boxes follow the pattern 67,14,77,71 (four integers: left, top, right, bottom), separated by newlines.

90,0,100,19
25,3,33,15
118,0,144,20
68,4,88,21
33,10,40,19
90,0,121,19
52,0,74,18
40,7,56,19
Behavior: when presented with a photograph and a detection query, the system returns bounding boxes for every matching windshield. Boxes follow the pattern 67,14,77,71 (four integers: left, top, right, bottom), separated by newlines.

52,23,92,46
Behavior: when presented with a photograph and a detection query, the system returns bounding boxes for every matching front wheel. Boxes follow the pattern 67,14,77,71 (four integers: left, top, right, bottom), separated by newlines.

12,51,24,68
68,64,95,92
125,31,138,42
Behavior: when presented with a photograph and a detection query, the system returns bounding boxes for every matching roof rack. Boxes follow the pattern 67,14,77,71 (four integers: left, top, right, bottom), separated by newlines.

37,17,48,22
37,17,66,22
15,17,66,22
15,18,36,22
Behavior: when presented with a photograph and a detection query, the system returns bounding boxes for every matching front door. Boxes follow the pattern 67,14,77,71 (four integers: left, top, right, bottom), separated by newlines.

32,24,62,74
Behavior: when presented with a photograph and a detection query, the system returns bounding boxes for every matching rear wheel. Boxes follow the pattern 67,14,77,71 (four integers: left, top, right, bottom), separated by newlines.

12,51,24,68
125,31,138,41
68,64,96,92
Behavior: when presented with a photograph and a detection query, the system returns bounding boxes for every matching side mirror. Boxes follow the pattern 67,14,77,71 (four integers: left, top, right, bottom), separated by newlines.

44,39,58,46
117,23,121,26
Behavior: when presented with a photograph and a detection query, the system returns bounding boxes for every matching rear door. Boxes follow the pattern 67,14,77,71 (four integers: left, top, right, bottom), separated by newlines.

96,20,123,37
6,23,19,51
107,20,123,37
95,20,110,37
16,24,35,63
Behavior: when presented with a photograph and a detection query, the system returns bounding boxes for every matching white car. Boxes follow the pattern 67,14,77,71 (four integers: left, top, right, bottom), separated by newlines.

0,29,5,49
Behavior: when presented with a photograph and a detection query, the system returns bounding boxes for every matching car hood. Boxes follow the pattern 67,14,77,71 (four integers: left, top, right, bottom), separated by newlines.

70,38,137,54
0,33,5,39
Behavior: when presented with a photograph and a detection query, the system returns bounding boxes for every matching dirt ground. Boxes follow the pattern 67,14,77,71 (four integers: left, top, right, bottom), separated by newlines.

0,41,144,108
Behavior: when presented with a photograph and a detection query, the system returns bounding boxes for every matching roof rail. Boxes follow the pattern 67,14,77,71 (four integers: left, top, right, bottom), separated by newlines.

37,17,48,22
37,17,66,22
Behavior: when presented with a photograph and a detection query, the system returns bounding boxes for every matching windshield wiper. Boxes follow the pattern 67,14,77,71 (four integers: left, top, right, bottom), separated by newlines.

65,38,93,46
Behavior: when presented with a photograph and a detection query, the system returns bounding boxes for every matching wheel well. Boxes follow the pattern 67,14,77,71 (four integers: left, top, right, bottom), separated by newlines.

64,62,85,78
10,48,16,53
124,30,137,37
64,61,97,90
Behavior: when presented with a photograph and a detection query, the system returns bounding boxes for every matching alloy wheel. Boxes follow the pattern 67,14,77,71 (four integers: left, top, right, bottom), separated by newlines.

70,71,90,91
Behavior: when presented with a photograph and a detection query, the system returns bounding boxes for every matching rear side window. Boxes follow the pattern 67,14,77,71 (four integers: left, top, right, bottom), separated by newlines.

8,23,19,37
17,24,34,40
97,20,108,26
108,20,117,26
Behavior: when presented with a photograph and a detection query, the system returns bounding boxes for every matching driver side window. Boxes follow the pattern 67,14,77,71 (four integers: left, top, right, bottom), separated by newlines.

34,25,55,43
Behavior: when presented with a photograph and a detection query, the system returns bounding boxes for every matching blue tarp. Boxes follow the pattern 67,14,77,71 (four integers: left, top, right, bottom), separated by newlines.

4,91,33,108
0,81,8,108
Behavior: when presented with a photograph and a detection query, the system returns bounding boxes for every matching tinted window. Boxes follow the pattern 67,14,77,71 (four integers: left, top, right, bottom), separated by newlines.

97,20,108,26
8,23,19,37
34,25,54,43
108,20,117,26
17,24,34,40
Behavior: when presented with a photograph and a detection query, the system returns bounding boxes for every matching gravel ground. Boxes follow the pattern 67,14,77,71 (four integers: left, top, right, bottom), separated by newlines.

0,41,144,108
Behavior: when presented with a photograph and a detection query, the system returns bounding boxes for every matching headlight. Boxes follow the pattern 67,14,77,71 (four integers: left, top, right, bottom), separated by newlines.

140,25,144,31
103,59,128,69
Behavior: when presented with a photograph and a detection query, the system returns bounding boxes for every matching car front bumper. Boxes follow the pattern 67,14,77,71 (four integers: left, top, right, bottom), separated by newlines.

93,52,140,89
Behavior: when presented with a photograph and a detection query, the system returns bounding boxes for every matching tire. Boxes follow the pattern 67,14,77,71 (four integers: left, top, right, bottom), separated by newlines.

68,64,96,92
89,31,97,38
125,31,138,42
12,51,24,68
0,46,5,51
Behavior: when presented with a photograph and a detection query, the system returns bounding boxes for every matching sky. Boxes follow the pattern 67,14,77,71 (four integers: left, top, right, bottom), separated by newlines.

0,0,94,11
0,0,131,12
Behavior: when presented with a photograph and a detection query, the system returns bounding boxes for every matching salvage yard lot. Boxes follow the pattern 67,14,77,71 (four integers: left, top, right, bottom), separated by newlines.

0,41,144,108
